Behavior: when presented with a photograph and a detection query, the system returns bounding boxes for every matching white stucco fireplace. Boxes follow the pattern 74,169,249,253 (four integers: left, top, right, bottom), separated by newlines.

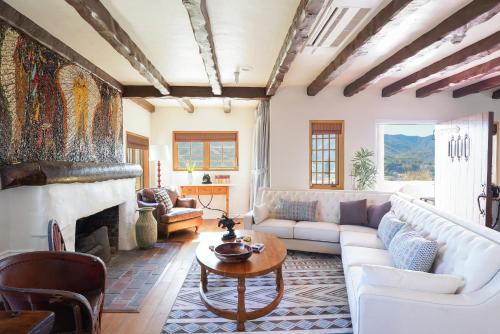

0,178,138,258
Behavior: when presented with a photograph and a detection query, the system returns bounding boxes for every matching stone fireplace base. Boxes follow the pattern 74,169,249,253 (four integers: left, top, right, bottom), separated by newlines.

0,178,138,257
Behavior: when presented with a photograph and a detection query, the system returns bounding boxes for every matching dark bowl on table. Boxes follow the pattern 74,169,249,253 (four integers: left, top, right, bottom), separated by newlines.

214,243,253,263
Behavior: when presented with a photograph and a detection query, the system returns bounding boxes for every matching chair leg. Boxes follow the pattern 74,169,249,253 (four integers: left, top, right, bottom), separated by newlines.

195,226,199,233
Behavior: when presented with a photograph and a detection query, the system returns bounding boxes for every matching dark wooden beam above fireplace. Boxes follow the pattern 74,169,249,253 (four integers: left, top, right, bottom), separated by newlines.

344,0,500,97
493,89,500,99
453,75,500,98
415,57,500,98
266,0,323,96
123,86,268,99
307,0,415,96
65,0,171,95
0,0,123,91
182,0,222,95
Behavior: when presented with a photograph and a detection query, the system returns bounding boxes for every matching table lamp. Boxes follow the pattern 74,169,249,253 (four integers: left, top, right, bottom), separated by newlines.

149,145,169,188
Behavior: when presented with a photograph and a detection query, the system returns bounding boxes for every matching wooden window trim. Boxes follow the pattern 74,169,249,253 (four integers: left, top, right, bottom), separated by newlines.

309,120,344,190
126,131,149,188
172,131,239,171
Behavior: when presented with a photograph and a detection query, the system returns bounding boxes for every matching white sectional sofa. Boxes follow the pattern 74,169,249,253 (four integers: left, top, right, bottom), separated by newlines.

244,188,500,334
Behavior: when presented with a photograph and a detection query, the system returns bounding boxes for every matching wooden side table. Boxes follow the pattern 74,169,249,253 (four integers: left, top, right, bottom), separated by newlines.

0,311,55,334
180,184,231,215
196,230,287,331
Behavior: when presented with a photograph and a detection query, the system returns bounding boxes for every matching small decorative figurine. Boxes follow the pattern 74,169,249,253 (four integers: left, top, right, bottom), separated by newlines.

202,174,212,184
218,214,237,240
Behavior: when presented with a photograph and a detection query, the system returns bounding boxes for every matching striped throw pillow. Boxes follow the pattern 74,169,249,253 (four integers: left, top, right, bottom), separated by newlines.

275,199,318,222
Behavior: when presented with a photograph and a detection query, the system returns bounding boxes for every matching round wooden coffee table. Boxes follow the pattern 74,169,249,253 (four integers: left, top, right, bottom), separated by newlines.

196,230,287,331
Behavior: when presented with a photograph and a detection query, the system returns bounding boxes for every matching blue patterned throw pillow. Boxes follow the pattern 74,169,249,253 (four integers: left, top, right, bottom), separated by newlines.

389,227,438,272
275,199,318,221
377,213,405,249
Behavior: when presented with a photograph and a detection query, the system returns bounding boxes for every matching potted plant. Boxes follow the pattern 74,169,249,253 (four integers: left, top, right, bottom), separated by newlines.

186,162,196,185
351,148,377,190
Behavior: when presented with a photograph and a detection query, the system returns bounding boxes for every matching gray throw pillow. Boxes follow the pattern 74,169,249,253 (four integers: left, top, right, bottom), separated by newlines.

367,201,392,229
153,188,174,212
339,199,368,225
275,199,318,221
389,227,438,272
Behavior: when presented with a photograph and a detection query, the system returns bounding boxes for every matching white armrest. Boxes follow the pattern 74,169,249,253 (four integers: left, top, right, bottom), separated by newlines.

243,211,254,230
355,281,500,334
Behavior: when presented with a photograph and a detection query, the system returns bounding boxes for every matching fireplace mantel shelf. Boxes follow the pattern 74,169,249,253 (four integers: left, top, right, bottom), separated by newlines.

0,161,142,190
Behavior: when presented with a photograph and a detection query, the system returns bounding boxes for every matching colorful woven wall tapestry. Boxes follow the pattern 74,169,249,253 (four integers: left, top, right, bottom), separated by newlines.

0,22,123,164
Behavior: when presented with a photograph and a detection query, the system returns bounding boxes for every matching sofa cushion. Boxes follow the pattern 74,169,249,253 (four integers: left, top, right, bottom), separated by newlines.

293,221,340,243
253,219,295,239
389,227,438,272
360,264,464,294
253,204,269,224
339,199,368,225
339,225,377,234
153,188,174,212
377,213,406,248
141,188,156,203
341,246,393,270
275,199,318,221
161,207,203,224
340,231,384,249
367,201,391,229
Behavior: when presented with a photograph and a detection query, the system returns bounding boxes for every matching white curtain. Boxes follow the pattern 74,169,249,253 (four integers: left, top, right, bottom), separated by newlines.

250,100,270,208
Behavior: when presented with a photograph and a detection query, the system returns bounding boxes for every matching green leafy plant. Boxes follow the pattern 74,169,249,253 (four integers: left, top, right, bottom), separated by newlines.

185,162,196,173
351,148,377,190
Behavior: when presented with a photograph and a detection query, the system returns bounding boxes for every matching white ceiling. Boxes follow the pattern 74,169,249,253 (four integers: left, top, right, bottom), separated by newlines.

4,0,500,97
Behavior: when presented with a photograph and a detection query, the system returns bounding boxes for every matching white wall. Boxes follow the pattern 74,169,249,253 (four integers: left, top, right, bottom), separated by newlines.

270,86,499,197
122,98,154,184
150,105,256,219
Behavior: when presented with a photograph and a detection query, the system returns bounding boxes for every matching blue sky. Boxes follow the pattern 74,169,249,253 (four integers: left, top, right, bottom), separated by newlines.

383,124,435,137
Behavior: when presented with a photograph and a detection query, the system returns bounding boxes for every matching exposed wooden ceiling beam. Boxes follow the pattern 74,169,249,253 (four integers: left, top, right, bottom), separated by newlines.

182,0,222,95
223,98,231,113
125,97,155,113
178,98,194,113
307,0,416,96
453,75,500,98
266,0,324,96
65,0,170,95
344,0,500,97
0,1,122,91
415,57,500,98
123,86,268,99
493,89,500,99
384,32,500,97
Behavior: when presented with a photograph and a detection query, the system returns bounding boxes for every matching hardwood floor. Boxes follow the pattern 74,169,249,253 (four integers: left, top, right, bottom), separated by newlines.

101,219,243,334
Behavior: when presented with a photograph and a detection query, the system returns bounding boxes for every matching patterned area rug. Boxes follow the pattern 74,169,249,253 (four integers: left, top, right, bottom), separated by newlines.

104,242,182,313
162,251,352,333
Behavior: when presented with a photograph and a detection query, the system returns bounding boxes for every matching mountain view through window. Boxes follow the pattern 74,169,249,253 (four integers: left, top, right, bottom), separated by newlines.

383,124,435,181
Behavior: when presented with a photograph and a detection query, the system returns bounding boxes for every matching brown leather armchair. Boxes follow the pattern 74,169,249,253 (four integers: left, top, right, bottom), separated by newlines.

0,251,106,334
137,187,203,238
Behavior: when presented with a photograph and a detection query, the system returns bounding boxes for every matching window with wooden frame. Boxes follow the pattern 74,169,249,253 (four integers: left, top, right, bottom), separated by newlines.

310,120,344,189
126,132,149,190
173,131,239,171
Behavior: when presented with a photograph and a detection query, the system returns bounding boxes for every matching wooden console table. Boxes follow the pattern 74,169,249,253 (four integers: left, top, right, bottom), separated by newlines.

180,184,231,215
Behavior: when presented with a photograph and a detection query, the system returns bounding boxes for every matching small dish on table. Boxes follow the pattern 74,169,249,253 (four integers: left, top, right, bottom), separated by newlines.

213,242,252,263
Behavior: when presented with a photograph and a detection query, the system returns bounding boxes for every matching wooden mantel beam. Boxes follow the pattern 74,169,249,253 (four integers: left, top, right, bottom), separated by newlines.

123,86,267,99
453,75,500,98
182,0,222,95
307,0,416,96
65,0,171,95
493,89,500,99
266,0,324,96
0,1,122,91
415,57,500,98
344,0,500,97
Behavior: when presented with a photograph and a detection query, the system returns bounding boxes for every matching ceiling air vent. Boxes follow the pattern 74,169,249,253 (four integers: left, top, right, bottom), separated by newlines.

306,0,370,50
